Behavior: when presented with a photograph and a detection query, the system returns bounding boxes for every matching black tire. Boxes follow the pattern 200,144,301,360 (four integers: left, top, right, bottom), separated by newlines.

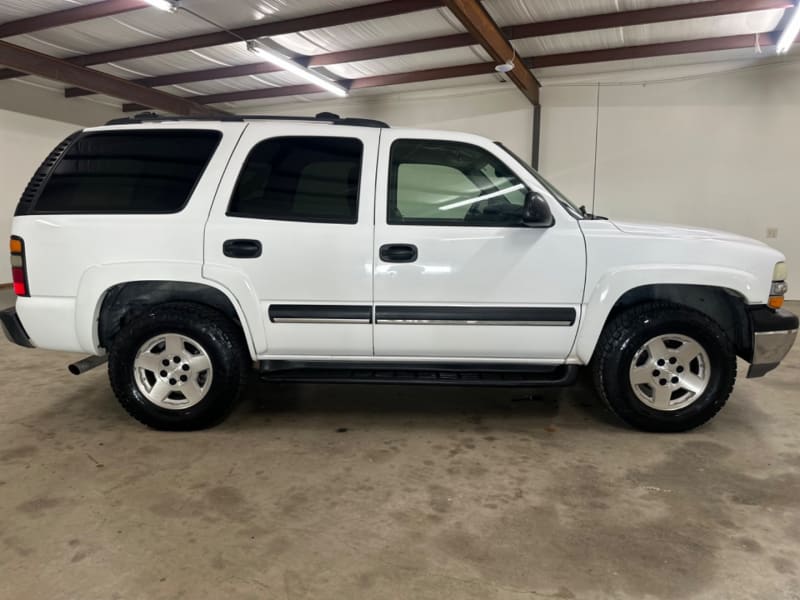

108,302,249,430
592,302,736,432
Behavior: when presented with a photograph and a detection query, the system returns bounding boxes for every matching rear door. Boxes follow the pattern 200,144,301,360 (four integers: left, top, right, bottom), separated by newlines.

204,122,380,357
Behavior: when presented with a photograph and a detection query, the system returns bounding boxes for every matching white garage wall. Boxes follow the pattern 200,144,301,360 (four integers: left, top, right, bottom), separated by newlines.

0,109,81,282
540,59,800,299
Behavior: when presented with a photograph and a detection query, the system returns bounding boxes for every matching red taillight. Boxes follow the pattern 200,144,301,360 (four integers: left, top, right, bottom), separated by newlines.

10,236,28,297
12,267,26,296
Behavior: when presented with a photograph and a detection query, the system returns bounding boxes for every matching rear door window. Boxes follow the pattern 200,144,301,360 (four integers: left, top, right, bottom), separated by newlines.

227,136,363,224
33,130,221,214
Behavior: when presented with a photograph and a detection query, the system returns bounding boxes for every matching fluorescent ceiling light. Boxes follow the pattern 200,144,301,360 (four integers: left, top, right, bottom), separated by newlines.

777,5,800,54
247,41,348,98
143,0,179,12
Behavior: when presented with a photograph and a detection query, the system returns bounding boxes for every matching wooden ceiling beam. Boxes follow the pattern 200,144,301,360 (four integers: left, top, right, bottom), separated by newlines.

65,0,789,99
0,40,223,116
444,0,540,105
0,0,149,38
121,32,773,112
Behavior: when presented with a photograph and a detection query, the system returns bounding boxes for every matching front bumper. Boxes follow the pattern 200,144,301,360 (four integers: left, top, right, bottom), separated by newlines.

0,307,34,348
747,306,798,378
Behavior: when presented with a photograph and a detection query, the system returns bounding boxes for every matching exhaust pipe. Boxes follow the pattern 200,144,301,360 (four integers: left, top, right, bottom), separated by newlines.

68,354,108,375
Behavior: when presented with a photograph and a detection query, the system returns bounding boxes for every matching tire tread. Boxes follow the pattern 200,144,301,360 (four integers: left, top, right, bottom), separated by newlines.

108,301,249,430
592,301,736,432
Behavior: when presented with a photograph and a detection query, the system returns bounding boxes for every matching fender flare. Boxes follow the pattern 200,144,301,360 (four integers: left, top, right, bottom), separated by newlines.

75,262,265,359
574,265,760,363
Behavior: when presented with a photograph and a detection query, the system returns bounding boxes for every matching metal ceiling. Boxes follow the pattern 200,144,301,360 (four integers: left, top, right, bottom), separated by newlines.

0,0,792,111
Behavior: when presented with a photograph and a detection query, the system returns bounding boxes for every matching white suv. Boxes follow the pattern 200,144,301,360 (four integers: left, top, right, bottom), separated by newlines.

2,113,796,431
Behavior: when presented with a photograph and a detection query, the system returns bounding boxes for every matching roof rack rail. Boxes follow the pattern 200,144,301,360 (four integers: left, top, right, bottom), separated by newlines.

105,111,389,128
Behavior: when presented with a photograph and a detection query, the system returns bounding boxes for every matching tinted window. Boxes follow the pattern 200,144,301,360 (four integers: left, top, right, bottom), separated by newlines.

34,130,221,213
228,137,362,224
388,139,528,226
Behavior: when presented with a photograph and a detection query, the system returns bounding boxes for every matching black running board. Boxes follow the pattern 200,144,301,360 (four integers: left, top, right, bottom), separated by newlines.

259,361,578,387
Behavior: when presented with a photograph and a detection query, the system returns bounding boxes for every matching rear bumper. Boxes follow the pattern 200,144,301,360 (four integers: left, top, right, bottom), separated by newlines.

0,307,34,348
747,306,798,378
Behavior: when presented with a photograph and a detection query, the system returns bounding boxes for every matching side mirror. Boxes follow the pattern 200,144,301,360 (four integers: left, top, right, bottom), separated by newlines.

521,191,554,227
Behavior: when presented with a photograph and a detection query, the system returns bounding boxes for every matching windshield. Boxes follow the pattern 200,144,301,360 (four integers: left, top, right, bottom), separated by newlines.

495,142,584,219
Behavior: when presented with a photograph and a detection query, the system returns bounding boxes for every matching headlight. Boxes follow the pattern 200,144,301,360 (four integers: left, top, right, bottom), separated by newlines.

773,261,788,281
771,281,788,296
769,262,788,309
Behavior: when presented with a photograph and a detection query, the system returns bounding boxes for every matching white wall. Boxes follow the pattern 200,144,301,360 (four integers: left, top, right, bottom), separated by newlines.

0,109,81,282
0,79,122,126
540,59,800,299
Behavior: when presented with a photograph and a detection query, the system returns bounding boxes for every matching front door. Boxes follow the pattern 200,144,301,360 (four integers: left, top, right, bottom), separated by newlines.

204,122,379,357
372,131,585,361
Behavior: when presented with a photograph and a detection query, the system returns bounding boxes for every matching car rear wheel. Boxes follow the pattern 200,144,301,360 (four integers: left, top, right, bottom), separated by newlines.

592,302,736,432
108,302,249,430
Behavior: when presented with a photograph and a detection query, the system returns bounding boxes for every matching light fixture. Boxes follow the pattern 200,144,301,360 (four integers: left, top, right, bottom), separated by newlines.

143,0,179,12
495,43,516,72
777,4,800,54
246,41,348,97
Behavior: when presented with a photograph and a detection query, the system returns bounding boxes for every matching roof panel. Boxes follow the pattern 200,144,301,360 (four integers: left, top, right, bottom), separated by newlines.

271,8,461,55
535,46,770,83
513,9,784,57
94,42,260,78
155,70,310,96
2,0,793,113
0,0,95,22
621,9,784,45
325,46,490,79
484,0,618,25
484,0,712,26
4,0,382,59
184,0,375,30
6,8,212,58
213,72,501,109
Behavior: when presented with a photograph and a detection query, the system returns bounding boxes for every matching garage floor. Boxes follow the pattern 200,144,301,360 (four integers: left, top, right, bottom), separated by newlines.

1,289,798,600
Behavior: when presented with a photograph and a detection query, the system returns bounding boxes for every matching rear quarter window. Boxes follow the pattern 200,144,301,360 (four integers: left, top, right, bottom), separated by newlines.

31,130,221,214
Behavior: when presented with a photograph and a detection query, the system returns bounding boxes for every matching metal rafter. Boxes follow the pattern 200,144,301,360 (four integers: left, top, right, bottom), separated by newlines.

121,32,774,112
63,0,790,99
0,0,149,38
527,32,776,68
0,40,223,116
0,0,443,80
444,0,540,104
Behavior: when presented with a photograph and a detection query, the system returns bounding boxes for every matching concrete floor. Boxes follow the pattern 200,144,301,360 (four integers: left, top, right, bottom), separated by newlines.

1,288,798,600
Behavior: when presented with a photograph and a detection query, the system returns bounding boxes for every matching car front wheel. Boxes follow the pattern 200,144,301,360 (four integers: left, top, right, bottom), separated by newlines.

592,302,737,432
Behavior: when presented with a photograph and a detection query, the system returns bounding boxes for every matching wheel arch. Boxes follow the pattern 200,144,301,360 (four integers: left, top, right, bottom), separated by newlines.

576,282,752,363
95,281,259,359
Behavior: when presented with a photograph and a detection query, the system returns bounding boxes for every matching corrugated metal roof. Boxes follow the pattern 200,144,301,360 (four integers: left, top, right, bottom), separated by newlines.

0,0,95,22
0,0,791,110
272,8,462,55
485,0,711,25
